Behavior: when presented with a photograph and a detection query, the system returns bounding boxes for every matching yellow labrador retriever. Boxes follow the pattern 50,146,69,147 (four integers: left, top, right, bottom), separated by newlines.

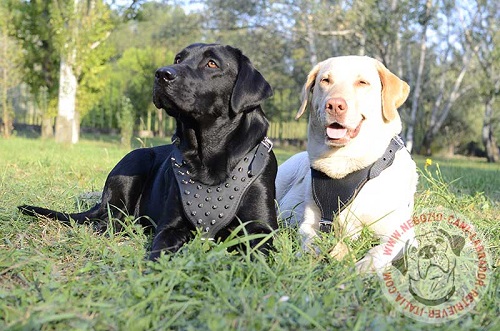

276,56,417,272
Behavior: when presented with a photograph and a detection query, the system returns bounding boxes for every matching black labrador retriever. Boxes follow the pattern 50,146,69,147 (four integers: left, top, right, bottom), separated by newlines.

19,43,278,260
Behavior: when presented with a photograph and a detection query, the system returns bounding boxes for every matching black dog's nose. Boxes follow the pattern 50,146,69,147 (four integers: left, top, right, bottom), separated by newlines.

155,67,177,82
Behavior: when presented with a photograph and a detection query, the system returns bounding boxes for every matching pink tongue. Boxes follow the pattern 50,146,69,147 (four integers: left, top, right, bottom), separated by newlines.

327,126,348,139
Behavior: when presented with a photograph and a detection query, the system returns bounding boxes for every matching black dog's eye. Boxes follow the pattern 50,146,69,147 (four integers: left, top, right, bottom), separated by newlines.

174,57,181,64
206,60,219,69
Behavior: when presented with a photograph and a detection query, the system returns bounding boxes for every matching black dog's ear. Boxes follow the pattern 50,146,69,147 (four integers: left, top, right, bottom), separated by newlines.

230,50,273,113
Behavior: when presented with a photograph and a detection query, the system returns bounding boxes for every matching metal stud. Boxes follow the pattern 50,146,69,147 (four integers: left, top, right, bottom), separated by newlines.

197,219,203,224
238,167,243,172
178,171,185,176
205,211,211,216
229,195,234,200
170,157,176,161
186,201,192,206
207,188,212,193
224,205,229,209
181,180,188,184
205,197,211,202
217,196,223,201
191,211,196,216
194,193,200,198
174,163,181,168
234,187,240,191
244,157,249,162
197,185,203,190
241,177,246,182
218,213,224,218
212,205,217,209
211,219,216,225
198,203,203,208
225,183,230,188
189,179,195,184
216,187,222,192
232,175,237,180
184,190,190,195
205,227,210,232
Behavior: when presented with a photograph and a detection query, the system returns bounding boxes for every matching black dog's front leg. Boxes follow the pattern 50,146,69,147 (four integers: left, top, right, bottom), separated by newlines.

242,220,276,254
149,220,194,260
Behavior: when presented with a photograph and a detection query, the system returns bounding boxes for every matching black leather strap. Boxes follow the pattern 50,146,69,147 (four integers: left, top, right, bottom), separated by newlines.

172,138,273,239
312,136,405,233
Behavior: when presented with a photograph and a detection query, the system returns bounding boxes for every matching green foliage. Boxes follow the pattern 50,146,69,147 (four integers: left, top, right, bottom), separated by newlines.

0,1,23,137
10,0,60,110
8,0,115,124
117,47,173,114
0,137,498,330
81,2,197,131
117,96,135,149
5,0,500,157
75,1,117,118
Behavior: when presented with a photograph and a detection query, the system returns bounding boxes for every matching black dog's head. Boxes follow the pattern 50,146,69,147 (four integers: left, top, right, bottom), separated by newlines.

153,43,274,185
153,43,273,120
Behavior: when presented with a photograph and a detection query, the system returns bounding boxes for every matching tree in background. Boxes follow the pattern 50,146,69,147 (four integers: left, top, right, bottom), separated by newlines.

117,96,134,149
0,1,22,138
82,2,199,137
52,0,114,144
11,0,60,138
418,1,475,155
463,0,500,162
5,0,499,161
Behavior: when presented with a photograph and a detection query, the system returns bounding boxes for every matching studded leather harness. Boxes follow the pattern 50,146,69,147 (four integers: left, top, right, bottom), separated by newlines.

171,138,273,240
312,136,405,233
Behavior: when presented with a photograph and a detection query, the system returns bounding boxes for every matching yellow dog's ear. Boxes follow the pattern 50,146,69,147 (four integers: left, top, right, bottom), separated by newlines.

376,61,410,122
295,64,321,119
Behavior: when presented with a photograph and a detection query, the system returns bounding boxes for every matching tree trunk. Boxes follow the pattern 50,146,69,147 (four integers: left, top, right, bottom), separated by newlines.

305,13,318,67
1,98,12,138
41,116,54,139
482,96,499,163
421,131,433,156
1,70,11,139
55,51,79,144
391,0,403,77
1,25,12,138
405,0,432,153
419,52,470,155
157,108,165,138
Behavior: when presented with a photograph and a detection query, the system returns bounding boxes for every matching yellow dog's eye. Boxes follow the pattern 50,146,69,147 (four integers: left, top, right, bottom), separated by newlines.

357,80,370,86
206,60,218,68
320,77,330,84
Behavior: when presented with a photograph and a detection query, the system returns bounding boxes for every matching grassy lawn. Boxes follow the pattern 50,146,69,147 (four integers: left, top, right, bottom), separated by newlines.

0,136,498,330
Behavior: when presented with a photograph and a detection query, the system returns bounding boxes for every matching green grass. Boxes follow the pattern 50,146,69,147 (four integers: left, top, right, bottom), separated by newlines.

0,136,498,330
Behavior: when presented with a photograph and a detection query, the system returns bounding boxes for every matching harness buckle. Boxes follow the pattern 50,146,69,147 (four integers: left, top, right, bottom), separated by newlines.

261,137,273,152
319,218,333,233
393,135,405,148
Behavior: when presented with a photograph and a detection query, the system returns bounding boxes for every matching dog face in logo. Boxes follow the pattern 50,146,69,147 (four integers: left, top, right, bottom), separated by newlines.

392,228,465,306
